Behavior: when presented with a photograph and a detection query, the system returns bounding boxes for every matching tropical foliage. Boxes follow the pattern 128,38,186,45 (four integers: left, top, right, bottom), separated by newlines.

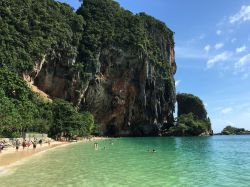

221,126,245,135
0,0,83,72
167,93,212,136
169,113,211,136
0,0,176,137
0,69,96,138
76,0,174,73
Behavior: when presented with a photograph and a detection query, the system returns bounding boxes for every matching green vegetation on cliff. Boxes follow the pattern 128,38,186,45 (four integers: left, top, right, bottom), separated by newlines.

221,126,246,135
169,113,212,136
0,0,179,137
0,0,83,72
0,68,96,138
167,93,212,136
0,0,95,138
76,0,174,74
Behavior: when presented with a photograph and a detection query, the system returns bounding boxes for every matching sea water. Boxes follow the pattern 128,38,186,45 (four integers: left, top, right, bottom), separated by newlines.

0,136,250,187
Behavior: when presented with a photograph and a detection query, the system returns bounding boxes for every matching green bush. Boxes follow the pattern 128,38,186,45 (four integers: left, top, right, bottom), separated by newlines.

169,113,211,136
0,0,83,72
49,99,95,138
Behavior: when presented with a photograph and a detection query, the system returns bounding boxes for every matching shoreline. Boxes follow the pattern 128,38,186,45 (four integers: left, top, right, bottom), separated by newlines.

0,137,106,174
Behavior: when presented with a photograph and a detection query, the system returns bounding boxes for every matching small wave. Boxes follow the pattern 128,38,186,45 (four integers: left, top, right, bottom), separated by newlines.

0,167,5,173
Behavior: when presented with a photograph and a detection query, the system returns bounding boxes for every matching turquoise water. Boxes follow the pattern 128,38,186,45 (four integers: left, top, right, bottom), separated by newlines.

1,136,250,187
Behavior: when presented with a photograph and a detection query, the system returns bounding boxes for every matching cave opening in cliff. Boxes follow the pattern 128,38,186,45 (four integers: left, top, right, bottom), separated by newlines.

105,124,119,137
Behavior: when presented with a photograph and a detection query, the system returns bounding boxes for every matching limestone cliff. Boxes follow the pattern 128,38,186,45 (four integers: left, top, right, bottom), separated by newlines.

0,0,176,136
22,0,176,136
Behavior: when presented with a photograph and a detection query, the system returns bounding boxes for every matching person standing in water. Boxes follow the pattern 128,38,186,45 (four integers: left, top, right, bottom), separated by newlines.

94,143,99,150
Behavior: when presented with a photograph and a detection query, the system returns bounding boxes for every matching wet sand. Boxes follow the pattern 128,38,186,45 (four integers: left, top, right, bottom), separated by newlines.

0,137,106,169
0,141,68,167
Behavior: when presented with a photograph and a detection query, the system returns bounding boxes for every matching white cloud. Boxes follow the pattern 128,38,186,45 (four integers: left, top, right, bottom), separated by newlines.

231,38,237,43
225,121,235,126
236,45,246,53
175,80,181,87
199,34,206,40
204,45,211,52
214,43,224,50
229,5,250,24
235,54,250,70
175,46,208,59
207,52,231,68
216,30,222,35
242,73,249,80
221,107,233,114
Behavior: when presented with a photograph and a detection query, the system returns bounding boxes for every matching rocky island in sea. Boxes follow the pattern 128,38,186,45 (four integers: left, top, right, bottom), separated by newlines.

0,0,212,140
219,126,250,135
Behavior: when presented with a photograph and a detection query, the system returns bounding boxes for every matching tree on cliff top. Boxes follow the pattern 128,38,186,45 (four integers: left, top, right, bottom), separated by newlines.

0,0,83,72
76,0,174,73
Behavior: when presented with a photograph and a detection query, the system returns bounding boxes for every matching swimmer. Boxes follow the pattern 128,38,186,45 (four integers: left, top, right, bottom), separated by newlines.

148,149,156,153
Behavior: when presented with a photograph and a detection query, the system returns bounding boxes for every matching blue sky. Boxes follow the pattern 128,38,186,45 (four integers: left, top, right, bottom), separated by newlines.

58,0,250,133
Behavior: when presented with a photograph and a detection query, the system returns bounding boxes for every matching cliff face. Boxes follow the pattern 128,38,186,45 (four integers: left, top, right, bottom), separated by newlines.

28,0,177,136
82,48,175,136
32,34,176,137
1,0,176,136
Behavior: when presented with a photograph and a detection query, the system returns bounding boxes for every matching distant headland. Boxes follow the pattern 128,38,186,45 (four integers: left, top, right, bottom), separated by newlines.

215,126,250,135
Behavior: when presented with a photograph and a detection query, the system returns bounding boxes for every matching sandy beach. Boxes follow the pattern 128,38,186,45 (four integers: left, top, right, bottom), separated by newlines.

0,137,106,171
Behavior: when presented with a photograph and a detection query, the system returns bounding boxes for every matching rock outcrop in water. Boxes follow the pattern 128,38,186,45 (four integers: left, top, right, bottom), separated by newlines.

164,93,212,136
220,126,250,135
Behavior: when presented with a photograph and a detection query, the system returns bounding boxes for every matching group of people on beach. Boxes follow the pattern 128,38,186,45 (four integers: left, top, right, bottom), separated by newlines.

0,138,51,153
15,138,46,151
15,139,37,150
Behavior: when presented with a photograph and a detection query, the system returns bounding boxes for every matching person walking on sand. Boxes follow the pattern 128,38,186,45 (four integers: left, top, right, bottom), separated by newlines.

0,143,3,153
32,140,37,149
27,140,31,148
16,139,20,151
38,139,42,146
22,140,26,150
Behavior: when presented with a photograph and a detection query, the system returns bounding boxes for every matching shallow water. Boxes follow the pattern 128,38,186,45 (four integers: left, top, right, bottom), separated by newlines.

0,136,250,187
